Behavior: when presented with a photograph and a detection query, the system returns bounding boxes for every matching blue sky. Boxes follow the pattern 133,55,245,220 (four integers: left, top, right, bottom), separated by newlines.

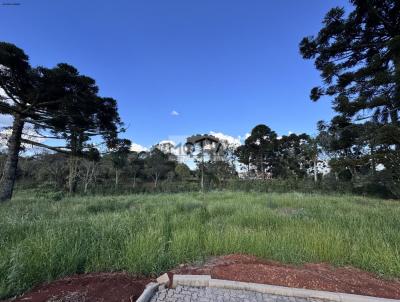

0,0,350,149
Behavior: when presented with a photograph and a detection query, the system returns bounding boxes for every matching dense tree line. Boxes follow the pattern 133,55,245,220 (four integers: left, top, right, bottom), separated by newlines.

235,125,320,181
0,148,184,193
1,121,398,198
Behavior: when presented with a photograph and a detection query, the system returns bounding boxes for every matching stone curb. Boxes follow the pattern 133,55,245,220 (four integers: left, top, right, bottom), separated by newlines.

170,275,400,302
136,282,158,302
171,274,211,288
209,278,400,302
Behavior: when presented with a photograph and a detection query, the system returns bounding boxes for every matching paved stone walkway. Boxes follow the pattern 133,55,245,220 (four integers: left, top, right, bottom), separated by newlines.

150,285,332,302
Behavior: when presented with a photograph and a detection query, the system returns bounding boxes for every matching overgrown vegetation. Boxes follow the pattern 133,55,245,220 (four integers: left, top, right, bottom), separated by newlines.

1,191,399,299
1,1,400,298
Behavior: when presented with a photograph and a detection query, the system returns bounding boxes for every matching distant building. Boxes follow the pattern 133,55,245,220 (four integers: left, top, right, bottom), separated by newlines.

155,140,175,154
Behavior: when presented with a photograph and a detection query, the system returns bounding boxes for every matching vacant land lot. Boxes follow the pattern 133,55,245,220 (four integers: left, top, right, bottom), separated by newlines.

1,191,399,299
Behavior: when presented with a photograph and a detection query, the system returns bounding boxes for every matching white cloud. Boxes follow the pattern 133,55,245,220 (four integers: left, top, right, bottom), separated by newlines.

0,87,14,106
209,131,241,147
0,130,8,149
155,140,174,152
155,140,182,157
171,110,179,116
130,142,148,153
0,126,45,152
1,88,14,127
158,140,176,146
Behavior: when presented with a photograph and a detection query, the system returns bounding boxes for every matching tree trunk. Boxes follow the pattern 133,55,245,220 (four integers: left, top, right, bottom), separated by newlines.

201,164,204,191
154,173,158,188
68,157,79,194
83,165,90,194
392,56,400,150
0,114,24,202
132,174,136,188
83,162,96,194
371,145,376,177
200,150,204,191
390,107,400,151
260,156,265,180
115,169,119,189
313,157,318,183
390,109,399,126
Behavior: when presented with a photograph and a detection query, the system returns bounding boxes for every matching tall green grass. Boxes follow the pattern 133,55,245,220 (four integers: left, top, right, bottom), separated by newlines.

1,191,399,299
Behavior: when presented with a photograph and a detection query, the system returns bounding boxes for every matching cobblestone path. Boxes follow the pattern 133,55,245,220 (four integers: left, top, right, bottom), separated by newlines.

150,285,332,302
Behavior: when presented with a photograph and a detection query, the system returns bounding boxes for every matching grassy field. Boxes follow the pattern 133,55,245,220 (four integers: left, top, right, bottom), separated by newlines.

1,191,400,299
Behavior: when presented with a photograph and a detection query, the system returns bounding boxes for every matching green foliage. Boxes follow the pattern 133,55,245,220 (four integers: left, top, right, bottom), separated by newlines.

300,1,400,198
110,139,132,170
174,163,191,180
1,191,400,299
7,122,397,199
237,124,316,179
299,0,400,124
0,42,125,201
241,124,278,178
143,149,177,187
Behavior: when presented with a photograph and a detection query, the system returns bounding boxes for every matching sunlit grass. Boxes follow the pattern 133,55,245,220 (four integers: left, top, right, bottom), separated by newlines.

1,191,399,298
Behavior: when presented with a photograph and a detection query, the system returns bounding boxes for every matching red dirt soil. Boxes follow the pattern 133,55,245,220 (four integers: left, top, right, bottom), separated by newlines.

6,273,152,302
6,254,400,301
172,254,400,299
